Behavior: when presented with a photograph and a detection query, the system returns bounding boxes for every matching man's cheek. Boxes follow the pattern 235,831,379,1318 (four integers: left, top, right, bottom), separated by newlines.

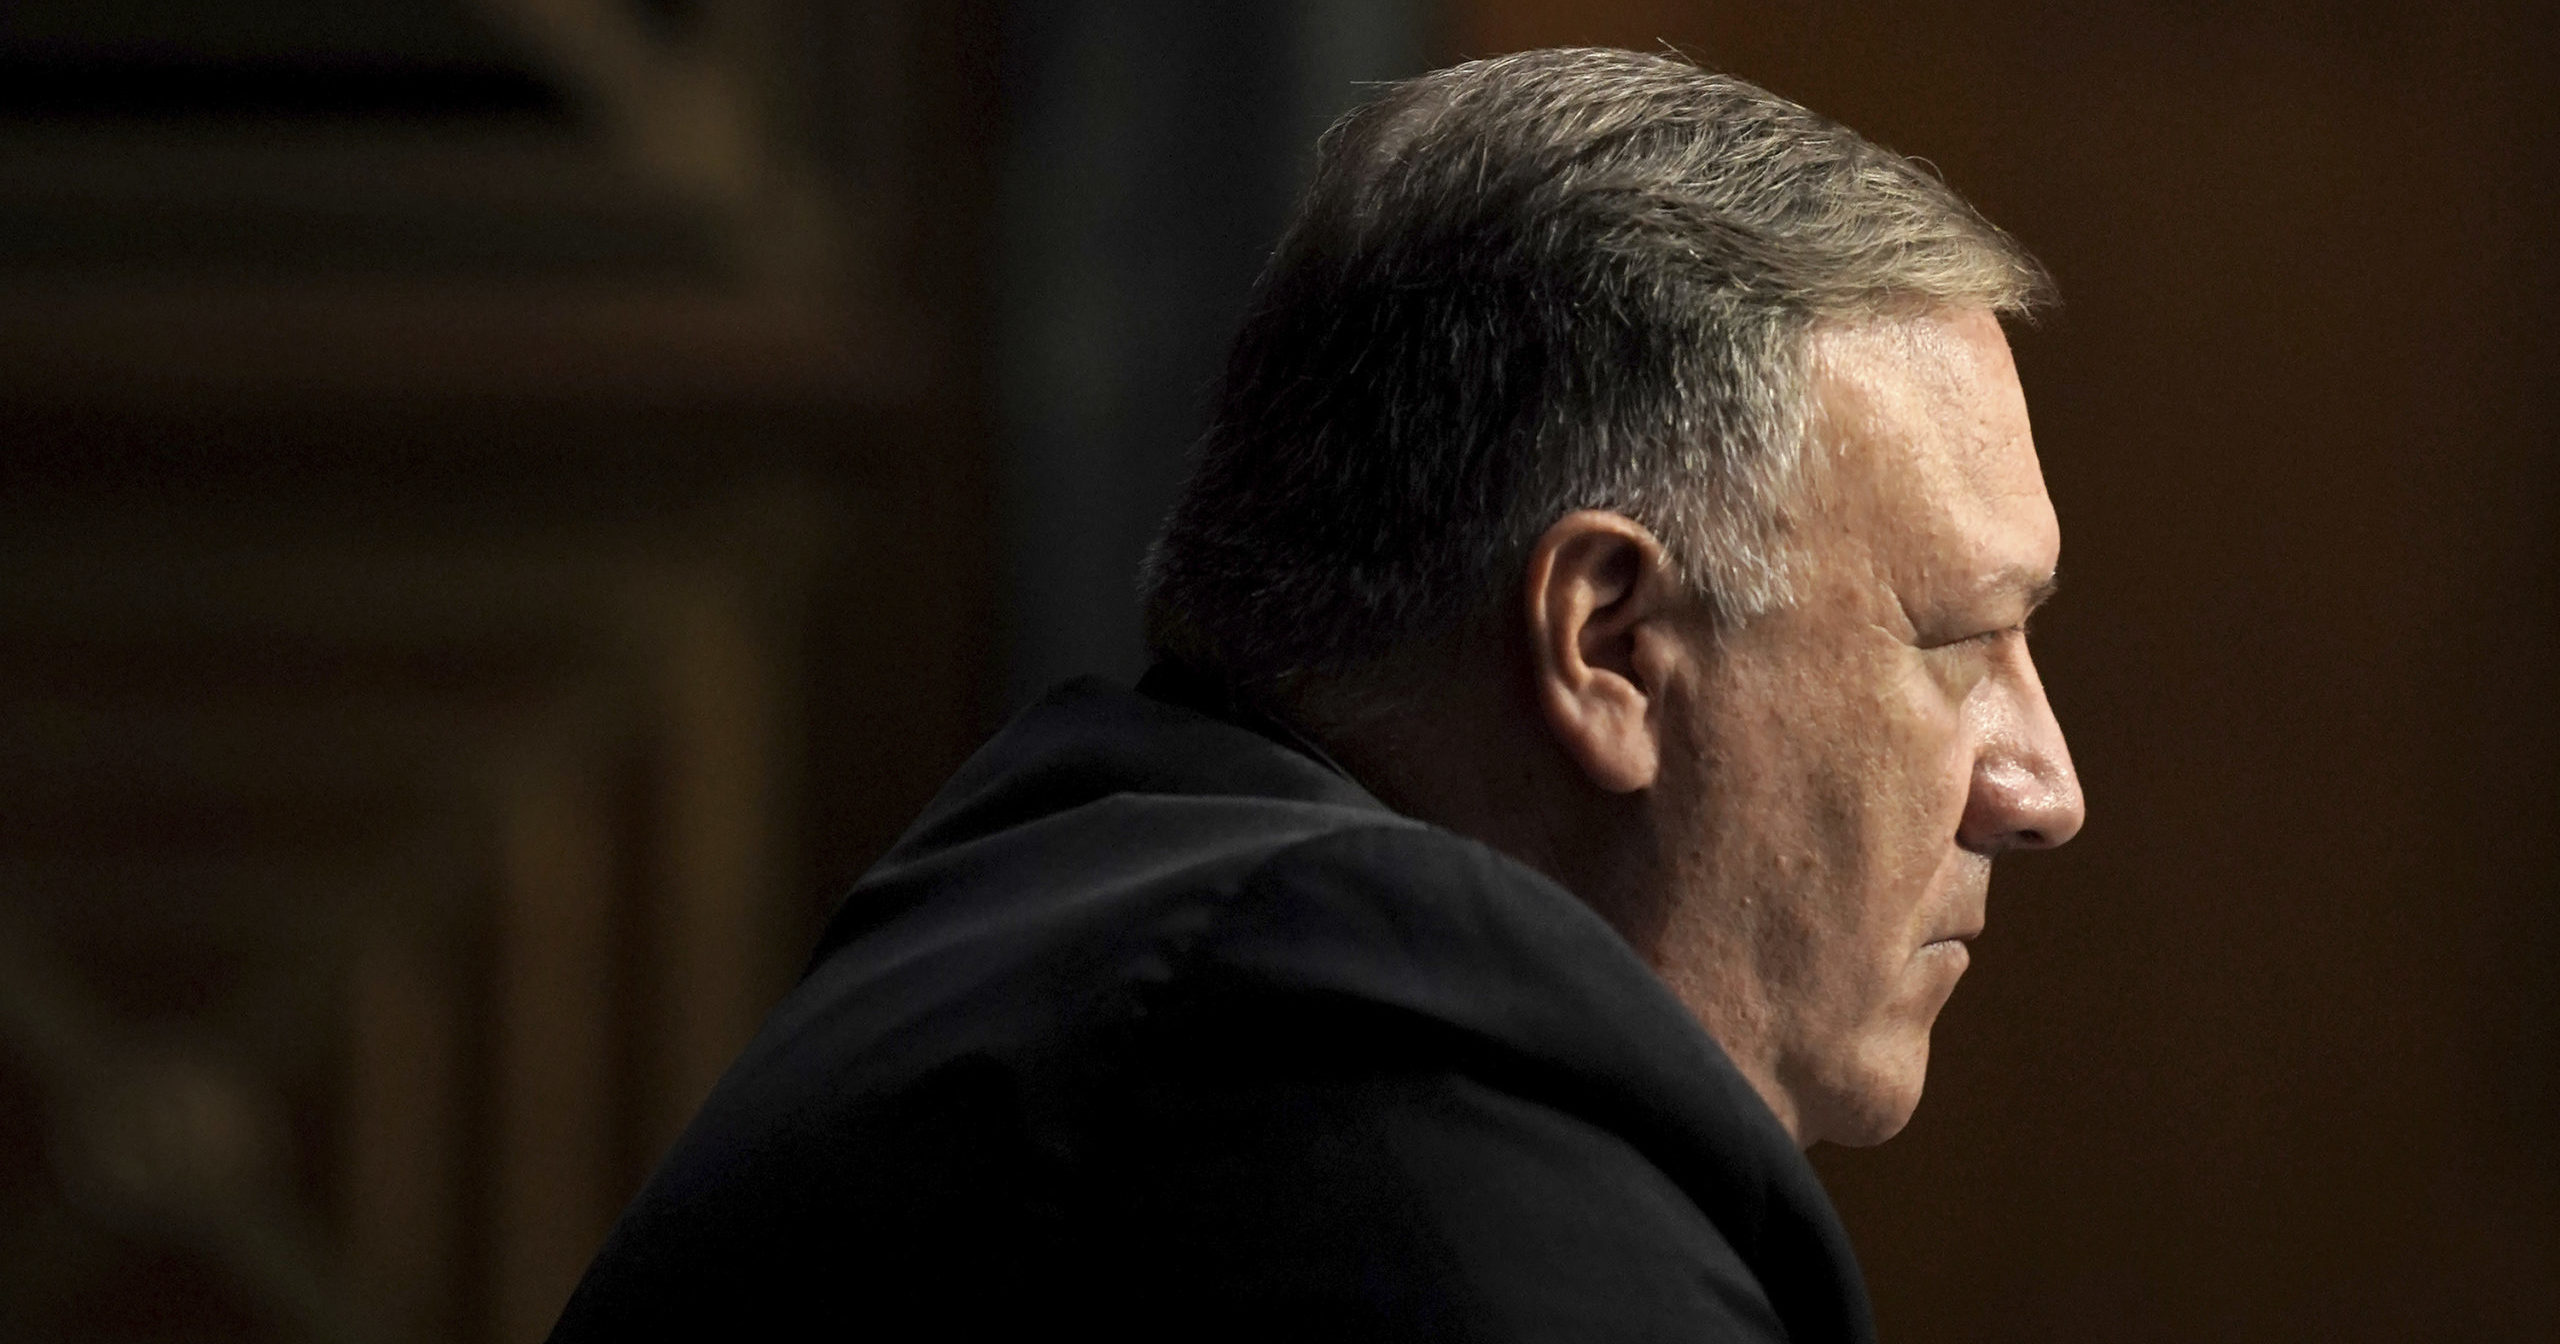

1880,664,1971,835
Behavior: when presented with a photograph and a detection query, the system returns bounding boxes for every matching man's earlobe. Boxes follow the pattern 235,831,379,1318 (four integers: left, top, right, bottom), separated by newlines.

1524,511,1673,794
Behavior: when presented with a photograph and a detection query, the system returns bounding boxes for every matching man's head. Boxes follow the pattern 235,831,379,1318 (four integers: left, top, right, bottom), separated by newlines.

1141,49,2083,1147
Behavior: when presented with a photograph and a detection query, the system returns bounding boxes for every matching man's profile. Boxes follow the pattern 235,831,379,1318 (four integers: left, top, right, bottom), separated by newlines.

552,47,2082,1341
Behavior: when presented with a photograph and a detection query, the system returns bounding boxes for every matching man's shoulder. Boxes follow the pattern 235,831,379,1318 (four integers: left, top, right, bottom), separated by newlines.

758,676,1728,1144
769,789,1582,1088
1175,818,1673,1053
551,683,1867,1342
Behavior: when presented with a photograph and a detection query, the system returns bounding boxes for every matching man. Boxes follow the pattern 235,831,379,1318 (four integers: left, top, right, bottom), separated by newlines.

553,47,2081,1341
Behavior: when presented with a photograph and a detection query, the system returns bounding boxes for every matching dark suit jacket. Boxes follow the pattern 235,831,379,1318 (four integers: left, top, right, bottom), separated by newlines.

549,674,1876,1341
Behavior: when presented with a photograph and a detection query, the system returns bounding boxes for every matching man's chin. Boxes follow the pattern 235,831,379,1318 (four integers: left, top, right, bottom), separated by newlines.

1802,1036,1933,1148
1815,1094,1922,1148
1804,958,1969,1145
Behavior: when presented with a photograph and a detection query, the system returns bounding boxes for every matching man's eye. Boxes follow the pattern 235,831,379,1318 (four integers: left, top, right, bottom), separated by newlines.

1926,622,2024,650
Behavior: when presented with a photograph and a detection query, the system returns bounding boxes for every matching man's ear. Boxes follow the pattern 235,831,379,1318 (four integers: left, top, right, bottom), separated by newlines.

1522,510,1679,794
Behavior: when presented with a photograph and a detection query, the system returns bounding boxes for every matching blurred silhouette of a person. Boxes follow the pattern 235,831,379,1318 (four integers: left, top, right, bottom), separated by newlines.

553,48,2081,1342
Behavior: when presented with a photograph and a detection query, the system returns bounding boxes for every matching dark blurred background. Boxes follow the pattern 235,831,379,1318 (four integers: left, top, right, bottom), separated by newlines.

0,2,2550,1341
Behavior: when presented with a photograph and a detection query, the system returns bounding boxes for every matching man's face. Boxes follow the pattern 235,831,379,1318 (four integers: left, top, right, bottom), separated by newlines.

1646,306,2084,1147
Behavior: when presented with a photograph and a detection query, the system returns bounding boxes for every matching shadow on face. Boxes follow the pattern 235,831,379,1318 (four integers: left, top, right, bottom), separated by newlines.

1645,305,2085,1148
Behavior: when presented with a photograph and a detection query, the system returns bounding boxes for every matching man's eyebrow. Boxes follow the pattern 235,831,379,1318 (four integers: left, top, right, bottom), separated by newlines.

1981,567,2059,613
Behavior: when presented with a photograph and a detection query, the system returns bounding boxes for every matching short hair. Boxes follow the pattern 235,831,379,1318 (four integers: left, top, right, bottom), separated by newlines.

1140,47,2049,701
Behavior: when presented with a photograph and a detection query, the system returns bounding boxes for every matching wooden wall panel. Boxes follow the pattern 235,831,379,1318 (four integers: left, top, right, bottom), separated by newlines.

343,923,464,1343
489,750,621,1344
0,511,834,1343
0,4,1004,1337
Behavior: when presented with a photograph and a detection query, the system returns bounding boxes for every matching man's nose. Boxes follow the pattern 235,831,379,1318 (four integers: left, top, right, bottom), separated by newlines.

1959,650,2085,854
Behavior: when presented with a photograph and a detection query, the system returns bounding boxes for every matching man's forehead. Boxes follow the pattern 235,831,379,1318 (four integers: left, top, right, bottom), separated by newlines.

1806,308,2058,602
1812,310,2030,463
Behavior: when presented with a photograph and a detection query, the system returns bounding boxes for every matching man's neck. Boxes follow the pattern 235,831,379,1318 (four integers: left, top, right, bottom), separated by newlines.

1310,668,1816,1150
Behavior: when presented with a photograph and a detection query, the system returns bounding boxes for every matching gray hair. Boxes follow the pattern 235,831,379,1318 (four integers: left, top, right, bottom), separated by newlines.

1140,47,2049,701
